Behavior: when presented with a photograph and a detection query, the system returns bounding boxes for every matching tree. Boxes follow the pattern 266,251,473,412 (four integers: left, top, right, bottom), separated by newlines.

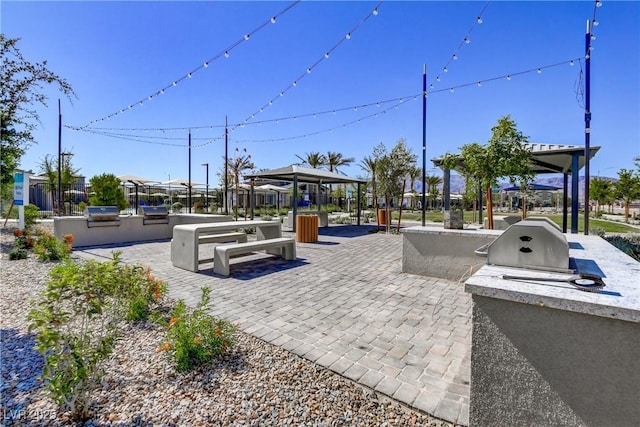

425,174,442,209
443,115,533,229
613,169,640,223
1,35,76,187
39,152,80,215
296,152,326,206
589,177,613,216
89,173,127,210
228,148,254,220
326,151,354,204
375,139,417,231
407,165,422,209
360,155,378,209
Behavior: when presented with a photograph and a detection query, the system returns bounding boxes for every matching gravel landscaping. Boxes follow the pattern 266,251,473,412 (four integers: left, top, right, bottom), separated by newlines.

1,222,456,426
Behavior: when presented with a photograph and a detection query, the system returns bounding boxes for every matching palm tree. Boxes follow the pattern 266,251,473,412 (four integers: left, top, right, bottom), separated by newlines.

39,153,79,215
296,152,327,206
425,174,442,210
407,165,422,209
228,148,254,220
360,155,378,209
326,151,354,205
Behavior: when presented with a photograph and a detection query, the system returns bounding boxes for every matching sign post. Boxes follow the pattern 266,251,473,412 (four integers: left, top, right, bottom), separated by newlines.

13,172,29,229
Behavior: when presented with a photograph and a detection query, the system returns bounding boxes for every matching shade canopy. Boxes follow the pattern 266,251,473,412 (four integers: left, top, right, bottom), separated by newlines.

502,183,562,192
245,164,366,185
255,184,289,192
118,174,156,185
161,178,204,186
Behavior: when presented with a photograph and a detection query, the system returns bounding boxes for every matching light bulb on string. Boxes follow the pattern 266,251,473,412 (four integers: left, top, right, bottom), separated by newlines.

443,67,448,73
172,82,177,86
590,34,596,40
292,81,297,86
537,68,542,74
476,16,483,24
269,100,273,105
450,88,454,93
224,51,229,58
507,75,511,80
160,89,164,95
464,37,470,44
452,54,458,60
477,82,482,87
270,16,276,23
596,0,602,7
325,52,330,59
592,19,599,26
372,7,378,15
570,60,575,66
128,105,133,109
430,84,434,89
187,73,192,78
346,33,351,40
279,92,284,97
436,76,441,82
244,34,250,40
306,68,311,74
204,62,209,68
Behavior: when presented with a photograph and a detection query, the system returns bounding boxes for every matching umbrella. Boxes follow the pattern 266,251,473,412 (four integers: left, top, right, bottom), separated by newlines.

117,174,157,185
161,178,204,187
127,191,148,197
256,184,289,192
150,192,168,197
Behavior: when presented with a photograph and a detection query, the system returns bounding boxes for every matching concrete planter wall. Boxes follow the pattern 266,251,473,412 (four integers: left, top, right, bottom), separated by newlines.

444,210,463,229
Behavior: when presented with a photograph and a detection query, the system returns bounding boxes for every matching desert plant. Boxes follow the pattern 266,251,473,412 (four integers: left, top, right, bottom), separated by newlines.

161,287,236,372
32,228,72,262
8,247,27,260
24,203,39,229
28,252,167,419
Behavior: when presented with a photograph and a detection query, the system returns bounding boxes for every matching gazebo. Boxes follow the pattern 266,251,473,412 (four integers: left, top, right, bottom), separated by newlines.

245,165,367,231
432,143,600,233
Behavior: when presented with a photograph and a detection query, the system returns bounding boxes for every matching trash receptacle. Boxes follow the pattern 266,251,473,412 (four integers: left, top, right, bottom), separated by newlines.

296,214,318,243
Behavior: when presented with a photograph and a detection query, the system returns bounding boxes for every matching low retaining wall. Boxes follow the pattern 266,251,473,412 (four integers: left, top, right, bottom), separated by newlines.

401,225,500,281
54,214,232,247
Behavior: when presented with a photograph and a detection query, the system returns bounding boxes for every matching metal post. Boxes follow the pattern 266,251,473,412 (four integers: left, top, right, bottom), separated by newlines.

224,116,229,215
563,173,569,233
584,19,592,235
421,64,427,226
201,163,209,212
188,130,192,213
571,154,580,233
57,99,62,216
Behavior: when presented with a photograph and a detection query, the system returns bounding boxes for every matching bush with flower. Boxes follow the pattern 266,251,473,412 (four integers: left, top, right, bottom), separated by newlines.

160,286,236,371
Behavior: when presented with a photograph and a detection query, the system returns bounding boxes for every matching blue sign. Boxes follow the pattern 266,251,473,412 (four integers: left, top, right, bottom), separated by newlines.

14,173,24,206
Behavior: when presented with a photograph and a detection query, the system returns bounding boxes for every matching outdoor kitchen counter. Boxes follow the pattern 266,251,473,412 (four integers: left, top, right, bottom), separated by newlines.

465,232,640,427
465,233,640,323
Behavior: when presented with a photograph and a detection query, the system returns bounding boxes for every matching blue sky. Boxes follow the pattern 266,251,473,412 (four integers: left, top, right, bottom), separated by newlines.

3,1,639,187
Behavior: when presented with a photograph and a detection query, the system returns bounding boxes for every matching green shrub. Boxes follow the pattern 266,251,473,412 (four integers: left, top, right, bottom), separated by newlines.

8,247,28,260
161,287,236,372
28,253,167,420
88,173,128,210
605,235,640,262
24,203,39,230
32,228,71,262
172,202,183,213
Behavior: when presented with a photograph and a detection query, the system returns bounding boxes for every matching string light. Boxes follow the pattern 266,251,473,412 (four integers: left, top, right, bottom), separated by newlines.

79,1,301,128
429,2,489,89
235,1,383,128
224,51,230,58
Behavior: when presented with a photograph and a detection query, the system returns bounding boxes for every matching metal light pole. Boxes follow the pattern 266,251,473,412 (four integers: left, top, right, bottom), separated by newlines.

188,130,192,213
202,163,209,212
57,99,62,216
421,64,427,226
584,19,592,235
224,116,229,215
60,152,73,215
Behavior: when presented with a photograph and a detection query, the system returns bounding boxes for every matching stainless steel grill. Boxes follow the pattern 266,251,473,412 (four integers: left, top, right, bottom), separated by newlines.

476,218,571,273
85,206,120,228
138,206,169,225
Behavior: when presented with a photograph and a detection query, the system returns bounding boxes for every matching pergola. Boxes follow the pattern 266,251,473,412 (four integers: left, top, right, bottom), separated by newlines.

432,143,601,233
245,165,367,231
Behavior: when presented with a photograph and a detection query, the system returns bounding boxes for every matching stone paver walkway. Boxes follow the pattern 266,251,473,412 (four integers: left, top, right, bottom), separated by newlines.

75,224,471,425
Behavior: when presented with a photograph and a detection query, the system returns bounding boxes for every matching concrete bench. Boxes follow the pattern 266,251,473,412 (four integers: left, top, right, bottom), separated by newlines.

213,237,296,276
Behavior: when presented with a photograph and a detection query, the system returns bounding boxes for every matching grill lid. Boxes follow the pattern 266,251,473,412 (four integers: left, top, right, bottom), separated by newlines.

477,218,571,273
